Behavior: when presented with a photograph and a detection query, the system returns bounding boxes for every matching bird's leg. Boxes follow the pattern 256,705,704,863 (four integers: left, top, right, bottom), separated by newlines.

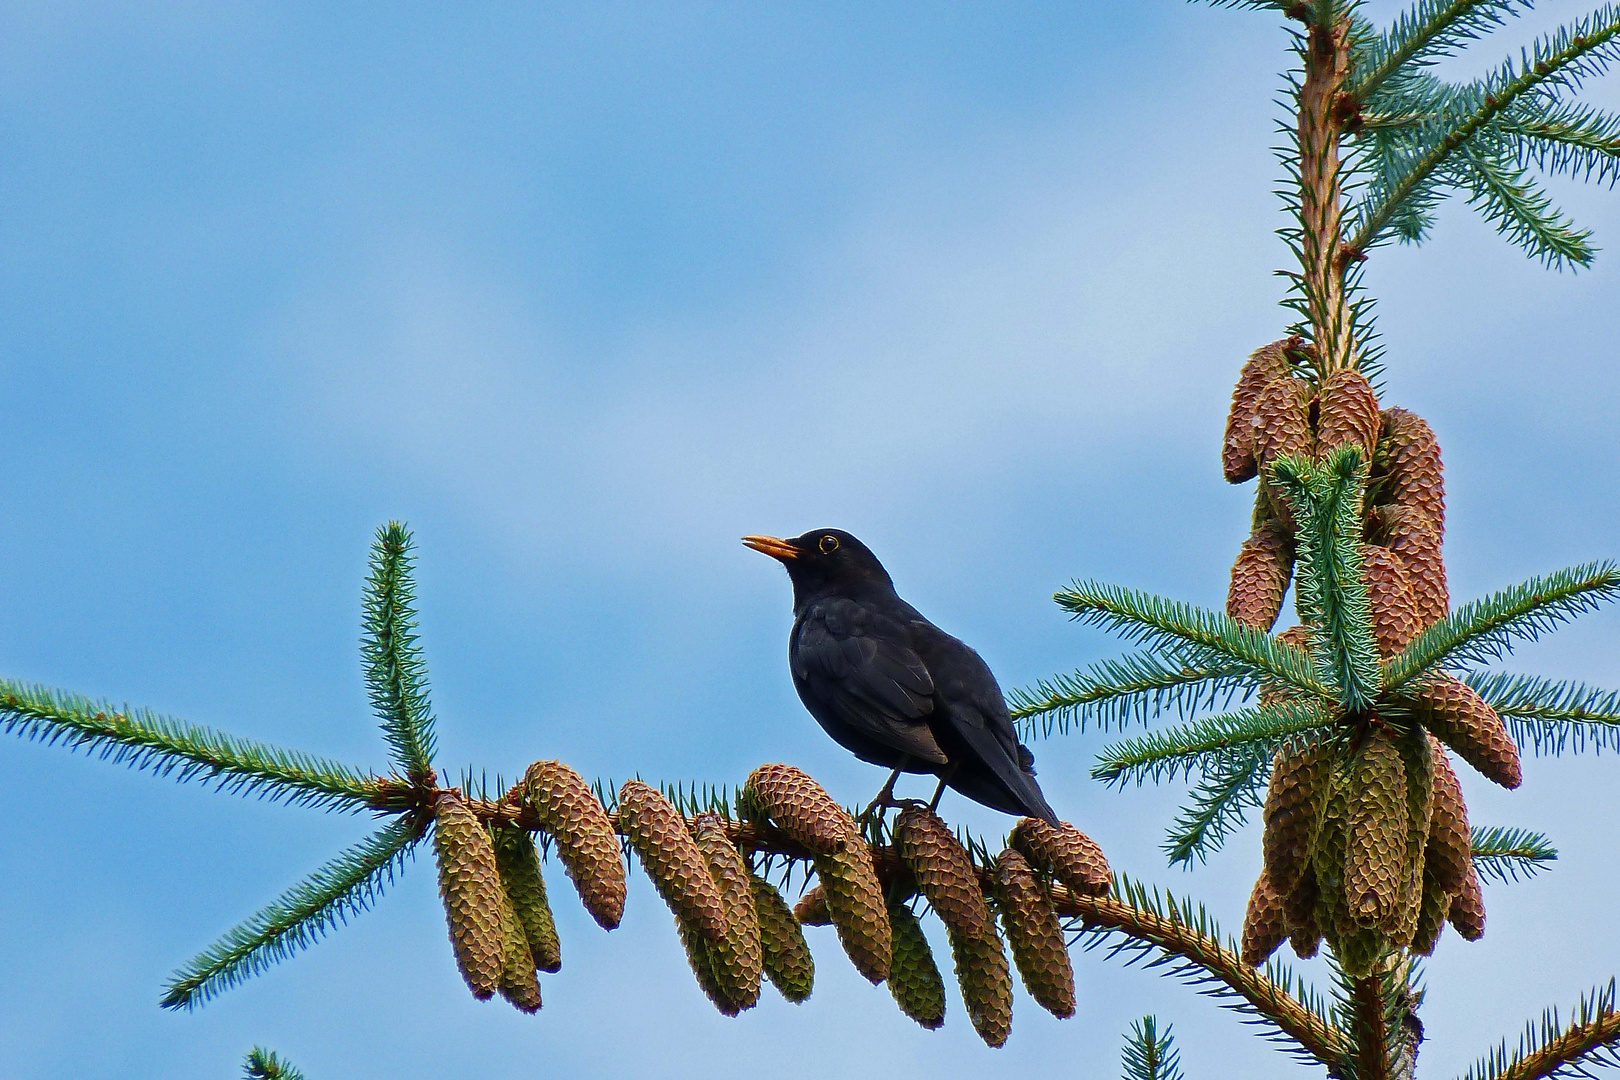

859,759,909,826
927,766,957,813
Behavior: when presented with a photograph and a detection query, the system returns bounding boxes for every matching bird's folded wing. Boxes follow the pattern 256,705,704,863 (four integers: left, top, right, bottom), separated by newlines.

794,600,948,765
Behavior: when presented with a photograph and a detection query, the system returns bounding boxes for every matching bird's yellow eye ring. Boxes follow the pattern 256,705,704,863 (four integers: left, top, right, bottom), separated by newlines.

819,534,839,554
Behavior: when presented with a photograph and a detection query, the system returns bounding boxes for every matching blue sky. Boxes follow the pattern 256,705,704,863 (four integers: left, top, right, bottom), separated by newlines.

0,3,1616,1077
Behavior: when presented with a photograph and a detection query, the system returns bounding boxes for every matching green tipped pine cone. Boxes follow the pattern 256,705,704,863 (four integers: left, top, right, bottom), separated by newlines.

814,839,892,984
491,825,562,974
1426,742,1473,894
617,780,728,944
1315,368,1381,464
1409,674,1522,789
887,902,947,1030
1261,737,1331,893
743,763,858,856
1009,817,1111,897
1311,754,1354,946
496,882,544,1013
676,913,741,1016
1241,866,1289,967
1224,337,1297,483
1377,408,1446,539
1336,925,1386,980
949,921,1015,1049
1284,869,1322,960
690,813,763,1011
896,805,993,940
750,873,814,1003
993,848,1075,1018
1362,544,1423,657
1345,724,1408,930
1410,868,1452,956
433,792,510,1001
1227,521,1295,631
1372,504,1448,628
522,760,627,930
792,883,831,926
1449,863,1487,941
1391,727,1435,945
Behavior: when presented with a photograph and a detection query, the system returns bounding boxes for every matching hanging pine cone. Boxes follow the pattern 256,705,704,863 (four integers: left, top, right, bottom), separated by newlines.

616,781,729,944
1425,743,1473,894
1224,338,1298,483
1371,504,1449,628
676,913,742,1016
1377,408,1445,538
433,792,509,1001
1391,728,1435,945
1315,368,1381,464
1362,545,1423,656
1241,867,1289,967
522,760,627,930
1408,674,1522,789
1311,755,1354,947
993,848,1076,1018
896,805,993,940
742,764,858,856
1283,869,1322,959
948,921,1015,1049
813,838,892,984
1336,925,1386,980
749,873,814,1003
490,825,562,974
1254,374,1316,469
887,902,948,1030
1448,863,1487,941
690,813,763,1012
1345,724,1409,930
496,890,544,1013
1009,817,1111,897
792,883,831,926
1261,737,1331,894
1228,521,1296,631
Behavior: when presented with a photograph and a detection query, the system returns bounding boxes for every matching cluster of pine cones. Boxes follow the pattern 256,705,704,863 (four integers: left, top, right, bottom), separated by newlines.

429,759,1109,1048
1221,338,1522,977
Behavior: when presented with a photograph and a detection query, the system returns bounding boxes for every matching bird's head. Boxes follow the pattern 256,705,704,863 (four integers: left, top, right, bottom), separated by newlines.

742,528,894,601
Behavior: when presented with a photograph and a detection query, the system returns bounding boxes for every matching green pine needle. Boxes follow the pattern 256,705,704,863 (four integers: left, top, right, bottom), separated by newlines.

1122,1015,1187,1080
1163,743,1274,867
1495,100,1620,186
0,678,383,813
1010,651,1254,739
361,523,439,784
1382,561,1620,689
1461,980,1620,1080
1471,825,1558,883
245,1048,308,1080
1466,670,1620,755
1093,700,1335,787
1351,1,1528,100
1460,145,1598,267
162,814,424,1010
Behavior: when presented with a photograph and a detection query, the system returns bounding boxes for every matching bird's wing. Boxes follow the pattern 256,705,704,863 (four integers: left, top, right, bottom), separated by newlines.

793,598,948,765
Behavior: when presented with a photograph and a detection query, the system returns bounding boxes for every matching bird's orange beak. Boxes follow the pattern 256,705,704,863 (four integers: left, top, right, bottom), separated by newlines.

742,534,800,560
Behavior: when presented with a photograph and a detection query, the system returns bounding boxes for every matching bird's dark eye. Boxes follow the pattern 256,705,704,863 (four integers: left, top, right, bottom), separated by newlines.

819,535,839,554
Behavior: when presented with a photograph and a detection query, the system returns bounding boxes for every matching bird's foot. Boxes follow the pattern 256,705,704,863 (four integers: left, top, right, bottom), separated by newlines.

858,766,906,828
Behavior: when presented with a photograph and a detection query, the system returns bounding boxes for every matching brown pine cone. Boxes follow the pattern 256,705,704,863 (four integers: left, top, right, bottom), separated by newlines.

792,884,831,926
743,764,858,856
1284,869,1322,960
948,921,1014,1049
1224,338,1298,483
750,873,814,1003
617,781,728,944
1362,544,1423,657
496,885,544,1013
1448,863,1486,941
1371,504,1448,628
1345,724,1408,930
1409,869,1452,956
433,792,510,1001
896,805,993,940
1241,867,1289,967
1409,674,1522,789
1255,375,1316,470
522,760,627,930
1261,737,1331,893
691,813,763,1011
1377,408,1445,538
491,825,562,974
1391,728,1434,944
814,839,892,984
676,913,741,1017
1315,368,1381,464
1228,522,1296,631
993,848,1075,1019
1425,741,1473,894
1009,817,1111,897
887,902,948,1030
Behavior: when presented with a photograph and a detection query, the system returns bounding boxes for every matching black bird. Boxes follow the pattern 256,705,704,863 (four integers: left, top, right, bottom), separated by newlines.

744,528,1058,825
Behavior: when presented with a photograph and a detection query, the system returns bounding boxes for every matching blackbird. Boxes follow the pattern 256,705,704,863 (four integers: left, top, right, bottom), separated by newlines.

744,528,1058,825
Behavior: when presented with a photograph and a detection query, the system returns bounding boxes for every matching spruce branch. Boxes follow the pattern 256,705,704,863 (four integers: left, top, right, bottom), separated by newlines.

1010,651,1254,739
1463,980,1620,1080
1052,581,1331,698
0,678,388,813
1122,1016,1187,1080
1459,146,1598,267
1494,101,1620,186
1351,0,1528,100
245,1048,308,1080
361,523,438,785
1092,700,1334,787
1163,742,1274,866
1471,825,1558,883
1465,670,1620,755
161,814,425,1010
1381,562,1620,689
